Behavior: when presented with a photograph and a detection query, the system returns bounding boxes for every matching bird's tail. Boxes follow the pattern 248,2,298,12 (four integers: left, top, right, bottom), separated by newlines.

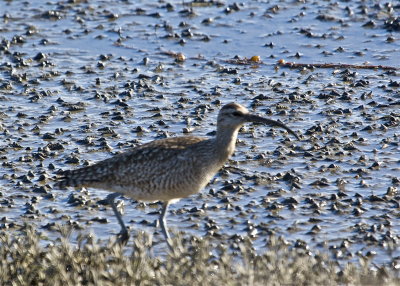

54,167,95,189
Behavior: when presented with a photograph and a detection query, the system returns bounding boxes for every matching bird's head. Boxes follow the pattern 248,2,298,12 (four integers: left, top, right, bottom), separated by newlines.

217,102,299,140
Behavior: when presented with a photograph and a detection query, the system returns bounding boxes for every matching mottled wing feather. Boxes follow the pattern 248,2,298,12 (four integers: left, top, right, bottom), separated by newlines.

55,136,206,189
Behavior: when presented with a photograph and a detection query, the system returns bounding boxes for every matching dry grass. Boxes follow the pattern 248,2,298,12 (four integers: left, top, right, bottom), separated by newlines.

0,226,398,286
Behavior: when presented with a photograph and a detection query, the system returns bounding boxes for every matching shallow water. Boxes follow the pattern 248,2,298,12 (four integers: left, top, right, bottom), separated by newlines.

0,0,399,266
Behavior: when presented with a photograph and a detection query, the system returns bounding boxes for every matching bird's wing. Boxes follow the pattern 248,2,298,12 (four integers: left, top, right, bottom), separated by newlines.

55,136,206,189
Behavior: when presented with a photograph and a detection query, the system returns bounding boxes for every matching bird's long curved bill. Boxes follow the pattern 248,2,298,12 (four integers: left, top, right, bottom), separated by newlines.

245,114,300,140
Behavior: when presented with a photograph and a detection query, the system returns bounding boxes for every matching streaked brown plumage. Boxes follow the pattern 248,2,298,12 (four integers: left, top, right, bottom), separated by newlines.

55,103,299,248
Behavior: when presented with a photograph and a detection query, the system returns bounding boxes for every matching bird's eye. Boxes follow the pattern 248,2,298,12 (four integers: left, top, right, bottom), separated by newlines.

232,111,242,117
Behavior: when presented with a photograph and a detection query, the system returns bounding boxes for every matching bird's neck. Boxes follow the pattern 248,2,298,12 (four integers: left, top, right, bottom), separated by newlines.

214,126,240,163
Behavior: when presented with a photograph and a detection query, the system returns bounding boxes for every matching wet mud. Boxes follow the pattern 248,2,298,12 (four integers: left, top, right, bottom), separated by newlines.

0,0,399,266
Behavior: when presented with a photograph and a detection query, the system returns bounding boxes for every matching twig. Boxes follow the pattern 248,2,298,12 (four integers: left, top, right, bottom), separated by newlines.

276,60,399,70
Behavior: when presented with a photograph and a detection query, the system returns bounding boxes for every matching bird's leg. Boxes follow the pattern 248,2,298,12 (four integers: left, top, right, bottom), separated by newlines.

107,192,129,243
159,201,173,250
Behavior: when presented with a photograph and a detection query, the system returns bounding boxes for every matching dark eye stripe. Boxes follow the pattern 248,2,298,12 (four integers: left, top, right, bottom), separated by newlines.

232,111,242,116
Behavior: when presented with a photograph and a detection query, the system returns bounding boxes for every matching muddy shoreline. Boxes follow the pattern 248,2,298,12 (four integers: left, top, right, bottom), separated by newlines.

0,0,399,267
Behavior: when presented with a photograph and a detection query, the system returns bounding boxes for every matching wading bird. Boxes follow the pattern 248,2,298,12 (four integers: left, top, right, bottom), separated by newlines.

55,103,299,249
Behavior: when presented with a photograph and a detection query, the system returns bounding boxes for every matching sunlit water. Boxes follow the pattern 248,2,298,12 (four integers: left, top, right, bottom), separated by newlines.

0,0,399,265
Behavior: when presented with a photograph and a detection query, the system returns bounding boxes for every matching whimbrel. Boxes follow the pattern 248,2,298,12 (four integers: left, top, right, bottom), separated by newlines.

55,103,299,248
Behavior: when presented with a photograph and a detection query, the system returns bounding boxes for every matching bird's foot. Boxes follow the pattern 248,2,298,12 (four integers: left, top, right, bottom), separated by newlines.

116,230,130,245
